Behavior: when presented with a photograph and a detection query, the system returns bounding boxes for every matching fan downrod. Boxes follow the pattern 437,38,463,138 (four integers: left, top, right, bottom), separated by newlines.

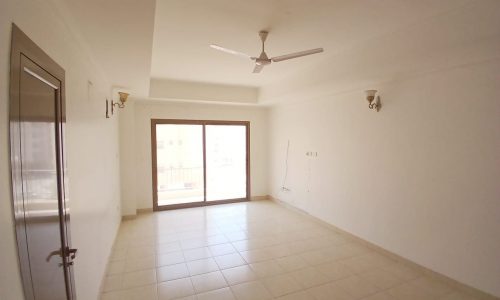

259,30,268,42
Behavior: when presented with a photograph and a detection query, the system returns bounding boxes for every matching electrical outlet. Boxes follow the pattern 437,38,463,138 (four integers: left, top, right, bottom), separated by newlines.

306,151,318,157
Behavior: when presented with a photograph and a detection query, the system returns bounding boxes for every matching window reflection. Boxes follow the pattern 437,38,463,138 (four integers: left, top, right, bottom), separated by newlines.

22,121,59,218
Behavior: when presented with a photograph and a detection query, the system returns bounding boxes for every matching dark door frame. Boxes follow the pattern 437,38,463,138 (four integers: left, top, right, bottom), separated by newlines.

9,24,75,299
151,119,251,211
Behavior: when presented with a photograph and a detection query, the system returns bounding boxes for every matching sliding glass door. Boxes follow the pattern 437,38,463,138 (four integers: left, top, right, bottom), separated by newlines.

206,125,247,201
154,124,204,206
152,120,249,210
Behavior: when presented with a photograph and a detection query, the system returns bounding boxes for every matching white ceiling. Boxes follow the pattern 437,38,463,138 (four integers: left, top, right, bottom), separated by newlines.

259,0,500,103
61,0,156,96
61,0,500,102
151,0,477,87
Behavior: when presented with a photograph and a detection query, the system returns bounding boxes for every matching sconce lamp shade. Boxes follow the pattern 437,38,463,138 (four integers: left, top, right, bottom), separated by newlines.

118,92,129,104
365,90,377,102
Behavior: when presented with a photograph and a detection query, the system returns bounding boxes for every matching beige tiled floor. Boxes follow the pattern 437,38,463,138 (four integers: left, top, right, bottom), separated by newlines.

101,200,479,300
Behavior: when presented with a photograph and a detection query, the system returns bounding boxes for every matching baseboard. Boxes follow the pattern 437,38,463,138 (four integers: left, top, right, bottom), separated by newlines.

250,195,271,201
137,207,153,214
121,214,136,221
268,195,498,300
123,199,269,218
121,208,153,220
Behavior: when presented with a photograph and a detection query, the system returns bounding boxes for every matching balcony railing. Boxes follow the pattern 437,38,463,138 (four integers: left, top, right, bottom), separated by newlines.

157,167,203,191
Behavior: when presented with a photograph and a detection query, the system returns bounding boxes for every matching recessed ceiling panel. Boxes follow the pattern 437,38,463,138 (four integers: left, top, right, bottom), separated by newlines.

150,0,476,88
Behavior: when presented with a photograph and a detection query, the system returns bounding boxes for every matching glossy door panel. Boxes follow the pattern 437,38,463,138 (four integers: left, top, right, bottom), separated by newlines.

20,57,67,300
9,25,74,300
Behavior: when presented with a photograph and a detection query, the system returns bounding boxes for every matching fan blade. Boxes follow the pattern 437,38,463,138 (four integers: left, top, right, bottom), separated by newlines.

253,64,264,73
210,44,254,59
271,48,324,62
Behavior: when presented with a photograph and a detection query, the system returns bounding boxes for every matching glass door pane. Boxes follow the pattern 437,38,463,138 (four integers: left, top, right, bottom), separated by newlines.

206,125,247,201
155,124,204,206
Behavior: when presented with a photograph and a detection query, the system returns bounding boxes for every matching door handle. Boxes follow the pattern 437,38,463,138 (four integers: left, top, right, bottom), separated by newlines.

59,247,77,267
46,247,77,263
46,249,62,262
67,247,77,260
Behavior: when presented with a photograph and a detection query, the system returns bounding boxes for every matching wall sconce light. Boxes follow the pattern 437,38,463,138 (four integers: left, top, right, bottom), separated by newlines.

106,91,130,118
112,92,129,114
365,89,381,112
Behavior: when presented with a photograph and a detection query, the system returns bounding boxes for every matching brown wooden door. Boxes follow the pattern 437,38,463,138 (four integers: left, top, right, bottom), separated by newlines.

9,24,76,300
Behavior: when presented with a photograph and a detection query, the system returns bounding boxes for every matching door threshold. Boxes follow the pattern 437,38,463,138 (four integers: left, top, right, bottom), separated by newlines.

153,197,249,211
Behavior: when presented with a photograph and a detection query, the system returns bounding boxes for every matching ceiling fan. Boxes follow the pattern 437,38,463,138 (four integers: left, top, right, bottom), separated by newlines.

210,31,324,73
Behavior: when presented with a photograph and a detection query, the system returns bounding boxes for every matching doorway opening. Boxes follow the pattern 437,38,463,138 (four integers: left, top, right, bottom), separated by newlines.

151,119,250,210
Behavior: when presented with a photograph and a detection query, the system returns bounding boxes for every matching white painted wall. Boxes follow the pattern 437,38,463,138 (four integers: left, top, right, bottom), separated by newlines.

119,99,138,216
268,60,500,296
0,1,121,299
150,78,258,104
120,100,269,214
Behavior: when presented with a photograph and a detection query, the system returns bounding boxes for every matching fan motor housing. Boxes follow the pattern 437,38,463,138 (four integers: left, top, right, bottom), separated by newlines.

256,51,271,65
